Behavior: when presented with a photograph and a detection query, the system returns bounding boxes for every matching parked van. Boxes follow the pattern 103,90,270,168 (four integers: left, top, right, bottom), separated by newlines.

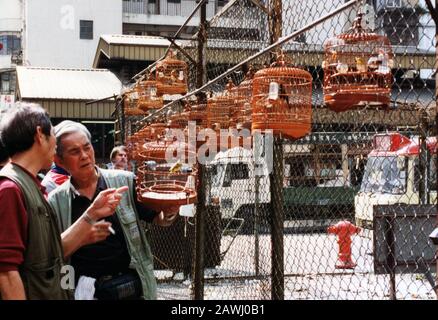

354,132,437,228
207,146,271,233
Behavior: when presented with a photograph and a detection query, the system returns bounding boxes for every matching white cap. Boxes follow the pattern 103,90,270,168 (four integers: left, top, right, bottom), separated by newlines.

54,120,91,140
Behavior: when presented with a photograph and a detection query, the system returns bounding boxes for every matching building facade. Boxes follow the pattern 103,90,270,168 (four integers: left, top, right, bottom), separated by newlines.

24,0,122,68
0,0,22,98
122,0,224,37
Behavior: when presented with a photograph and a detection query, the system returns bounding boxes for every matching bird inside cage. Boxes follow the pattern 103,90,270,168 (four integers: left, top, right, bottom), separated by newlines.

322,12,394,112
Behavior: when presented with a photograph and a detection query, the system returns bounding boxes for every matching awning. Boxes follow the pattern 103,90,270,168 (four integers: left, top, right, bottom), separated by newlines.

93,35,184,68
16,66,122,119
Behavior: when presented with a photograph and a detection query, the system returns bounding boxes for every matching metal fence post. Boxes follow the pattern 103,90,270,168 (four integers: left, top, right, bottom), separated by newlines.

419,110,429,205
255,174,260,276
270,137,284,300
192,0,207,300
268,0,282,60
385,216,397,300
193,164,206,299
435,8,438,301
426,0,438,299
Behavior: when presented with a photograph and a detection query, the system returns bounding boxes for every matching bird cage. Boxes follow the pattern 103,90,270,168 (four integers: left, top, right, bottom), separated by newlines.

231,67,255,130
149,122,168,139
136,139,197,213
137,75,163,112
167,111,188,129
126,126,154,162
156,51,188,96
207,80,235,130
181,101,207,128
323,12,394,112
252,52,312,140
123,89,144,116
126,123,168,163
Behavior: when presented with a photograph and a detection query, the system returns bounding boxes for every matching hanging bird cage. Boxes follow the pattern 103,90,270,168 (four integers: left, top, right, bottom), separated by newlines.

231,67,255,130
156,51,188,96
167,111,188,129
137,74,164,111
148,122,168,140
136,139,197,213
126,126,154,162
207,80,235,130
126,123,168,163
181,101,207,128
252,52,312,140
123,88,144,116
323,12,394,112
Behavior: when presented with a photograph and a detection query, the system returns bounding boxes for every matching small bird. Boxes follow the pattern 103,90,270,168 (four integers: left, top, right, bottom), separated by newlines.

170,69,178,82
169,160,182,173
355,57,367,73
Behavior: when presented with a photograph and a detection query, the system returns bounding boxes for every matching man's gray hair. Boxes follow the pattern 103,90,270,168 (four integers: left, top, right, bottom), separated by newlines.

55,120,91,157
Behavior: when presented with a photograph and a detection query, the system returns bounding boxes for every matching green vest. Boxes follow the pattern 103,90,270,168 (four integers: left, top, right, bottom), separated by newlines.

47,168,157,300
0,163,71,300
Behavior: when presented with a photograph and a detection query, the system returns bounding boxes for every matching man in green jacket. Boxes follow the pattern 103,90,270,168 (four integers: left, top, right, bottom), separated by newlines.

0,103,127,300
48,120,177,300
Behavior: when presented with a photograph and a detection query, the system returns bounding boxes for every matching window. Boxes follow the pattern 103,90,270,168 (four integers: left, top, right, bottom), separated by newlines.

217,0,228,7
361,156,407,194
167,0,181,15
385,0,402,8
0,35,21,56
0,73,10,93
146,0,157,14
0,71,16,94
80,20,93,40
230,163,250,180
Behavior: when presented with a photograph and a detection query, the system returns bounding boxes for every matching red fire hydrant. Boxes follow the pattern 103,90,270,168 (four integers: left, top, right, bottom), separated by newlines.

327,220,361,269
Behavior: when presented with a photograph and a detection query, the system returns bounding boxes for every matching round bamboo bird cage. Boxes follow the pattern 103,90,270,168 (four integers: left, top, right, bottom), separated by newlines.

252,52,312,139
123,88,144,116
323,12,394,112
148,122,168,140
231,67,255,130
156,51,188,96
167,111,188,129
181,102,207,128
166,102,190,129
126,123,168,163
126,126,154,162
137,75,164,111
207,80,236,130
136,139,197,213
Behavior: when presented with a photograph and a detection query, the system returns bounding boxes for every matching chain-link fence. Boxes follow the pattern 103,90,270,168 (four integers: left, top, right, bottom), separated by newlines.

117,0,438,300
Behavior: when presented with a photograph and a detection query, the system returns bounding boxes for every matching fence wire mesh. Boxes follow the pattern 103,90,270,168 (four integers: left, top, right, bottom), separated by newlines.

117,0,438,300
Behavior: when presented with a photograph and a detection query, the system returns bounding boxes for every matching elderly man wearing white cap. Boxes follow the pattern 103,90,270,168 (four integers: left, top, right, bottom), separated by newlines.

47,120,177,300
41,121,91,193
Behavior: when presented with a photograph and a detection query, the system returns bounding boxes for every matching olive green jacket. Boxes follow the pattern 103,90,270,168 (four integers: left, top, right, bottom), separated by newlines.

0,163,71,300
48,168,157,300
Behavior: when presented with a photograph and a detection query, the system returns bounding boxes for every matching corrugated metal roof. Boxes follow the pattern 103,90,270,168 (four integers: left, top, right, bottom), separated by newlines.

16,66,122,100
93,35,191,67
100,34,184,47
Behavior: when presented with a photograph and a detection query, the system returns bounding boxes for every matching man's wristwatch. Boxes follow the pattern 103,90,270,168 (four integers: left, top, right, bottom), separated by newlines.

82,212,98,225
